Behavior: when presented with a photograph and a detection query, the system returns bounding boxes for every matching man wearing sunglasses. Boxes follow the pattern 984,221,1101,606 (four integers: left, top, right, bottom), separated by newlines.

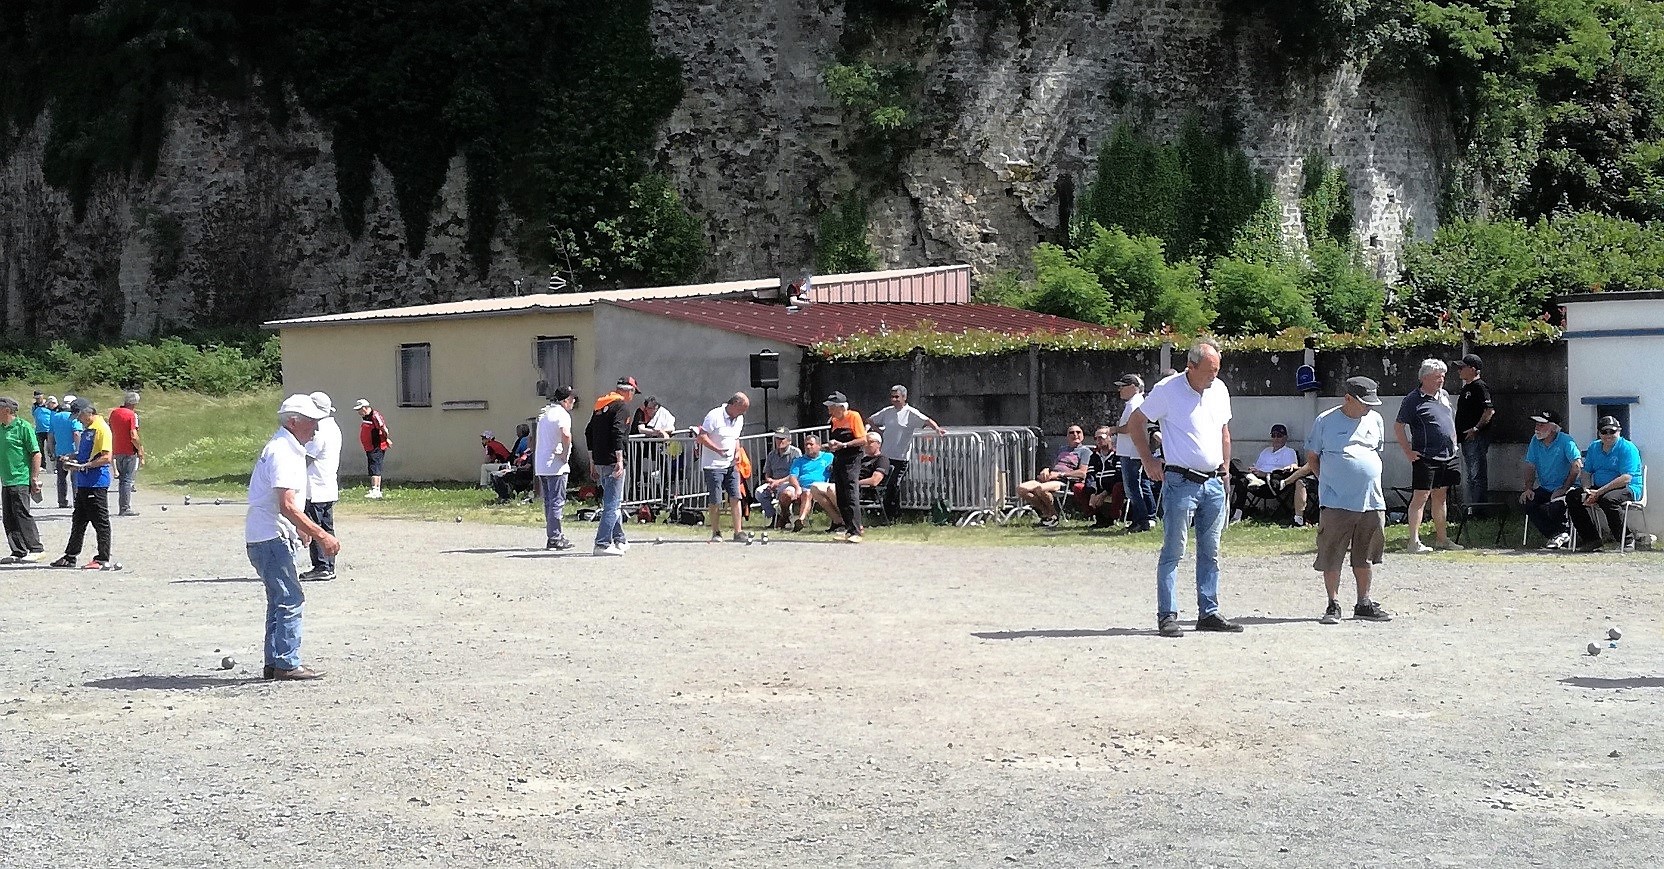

1567,416,1644,552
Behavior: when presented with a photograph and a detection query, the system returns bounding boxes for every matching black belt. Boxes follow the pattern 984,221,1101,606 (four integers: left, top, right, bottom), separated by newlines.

1167,465,1221,484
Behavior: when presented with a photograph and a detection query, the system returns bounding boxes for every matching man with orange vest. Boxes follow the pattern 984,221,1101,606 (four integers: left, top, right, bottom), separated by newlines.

822,392,868,543
585,377,637,555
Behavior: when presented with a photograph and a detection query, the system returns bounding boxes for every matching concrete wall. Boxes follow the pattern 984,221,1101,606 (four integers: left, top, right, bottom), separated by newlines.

1565,299,1661,461
807,343,1567,497
279,309,600,481
592,303,801,437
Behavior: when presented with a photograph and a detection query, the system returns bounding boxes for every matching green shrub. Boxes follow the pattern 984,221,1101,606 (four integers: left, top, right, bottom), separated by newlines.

1396,218,1546,326
1072,223,1213,332
1306,240,1385,332
3,334,281,396
1029,244,1113,324
815,195,881,273
1211,258,1317,334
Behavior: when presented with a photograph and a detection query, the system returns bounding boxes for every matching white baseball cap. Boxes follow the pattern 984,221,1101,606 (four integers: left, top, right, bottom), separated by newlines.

308,391,335,414
353,398,371,410
279,394,329,420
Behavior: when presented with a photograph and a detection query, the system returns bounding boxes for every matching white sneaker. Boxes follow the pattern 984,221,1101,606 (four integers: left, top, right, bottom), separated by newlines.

1405,540,1433,554
592,544,624,557
1231,509,1243,522
1293,515,1306,527
612,541,631,553
18,552,43,563
365,488,383,500
1433,539,1464,551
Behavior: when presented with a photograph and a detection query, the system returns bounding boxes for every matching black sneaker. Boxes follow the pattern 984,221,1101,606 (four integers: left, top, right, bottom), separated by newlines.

546,538,575,551
1039,515,1061,529
1319,600,1342,625
1157,615,1184,638
1353,600,1392,621
298,568,335,581
733,531,752,544
1194,613,1244,632
791,519,804,532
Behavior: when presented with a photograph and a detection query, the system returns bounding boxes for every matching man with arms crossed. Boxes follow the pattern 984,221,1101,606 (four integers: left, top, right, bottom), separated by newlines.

1285,378,1393,623
1129,339,1244,638
246,395,340,680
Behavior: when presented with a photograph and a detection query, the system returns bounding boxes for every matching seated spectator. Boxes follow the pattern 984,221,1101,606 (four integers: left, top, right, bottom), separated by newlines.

1230,423,1309,525
1519,409,1582,549
479,430,511,488
1085,426,1123,528
755,428,801,529
490,424,534,502
816,433,891,532
781,435,833,532
632,397,677,437
1568,416,1644,551
1017,425,1092,528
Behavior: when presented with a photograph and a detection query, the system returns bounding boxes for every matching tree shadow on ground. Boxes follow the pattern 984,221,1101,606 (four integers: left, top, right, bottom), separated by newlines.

1558,676,1664,689
84,674,267,690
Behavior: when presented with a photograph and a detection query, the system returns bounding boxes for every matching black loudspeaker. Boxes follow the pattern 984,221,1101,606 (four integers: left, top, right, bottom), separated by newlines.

749,350,779,389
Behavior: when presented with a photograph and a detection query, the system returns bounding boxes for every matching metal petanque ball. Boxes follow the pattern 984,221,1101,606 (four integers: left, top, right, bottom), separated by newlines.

220,656,236,670
214,498,223,506
1608,627,1623,641
1587,642,1602,656
183,495,191,505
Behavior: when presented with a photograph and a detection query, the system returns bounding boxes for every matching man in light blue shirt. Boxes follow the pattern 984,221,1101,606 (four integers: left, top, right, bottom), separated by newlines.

1519,409,1582,549
1569,415,1644,551
49,395,84,509
1285,377,1392,624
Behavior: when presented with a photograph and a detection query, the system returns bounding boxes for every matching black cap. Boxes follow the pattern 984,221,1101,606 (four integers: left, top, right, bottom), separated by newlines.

1270,424,1288,436
71,399,96,414
1529,410,1562,425
1598,415,1622,431
1114,373,1143,389
551,385,573,401
1345,376,1382,406
823,391,848,406
772,426,790,438
1455,353,1482,369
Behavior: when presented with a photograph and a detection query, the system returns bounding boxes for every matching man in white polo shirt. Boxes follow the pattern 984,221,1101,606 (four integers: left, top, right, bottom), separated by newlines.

246,394,340,681
535,385,577,551
696,392,751,543
1129,338,1244,638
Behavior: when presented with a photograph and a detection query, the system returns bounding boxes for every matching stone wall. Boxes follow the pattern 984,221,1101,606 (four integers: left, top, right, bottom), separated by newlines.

0,0,1450,338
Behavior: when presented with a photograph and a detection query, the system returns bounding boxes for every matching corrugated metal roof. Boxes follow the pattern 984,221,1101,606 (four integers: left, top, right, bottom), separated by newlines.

608,299,1115,347
263,264,974,328
264,278,778,327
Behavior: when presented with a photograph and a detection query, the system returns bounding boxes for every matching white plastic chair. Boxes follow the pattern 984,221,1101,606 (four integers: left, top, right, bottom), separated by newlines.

1567,465,1648,552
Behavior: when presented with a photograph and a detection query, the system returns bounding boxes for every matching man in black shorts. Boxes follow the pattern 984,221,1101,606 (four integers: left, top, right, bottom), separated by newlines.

1393,359,1462,552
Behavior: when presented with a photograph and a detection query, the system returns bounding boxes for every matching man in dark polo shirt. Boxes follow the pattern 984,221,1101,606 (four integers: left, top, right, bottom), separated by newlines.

1452,353,1495,507
1394,358,1461,552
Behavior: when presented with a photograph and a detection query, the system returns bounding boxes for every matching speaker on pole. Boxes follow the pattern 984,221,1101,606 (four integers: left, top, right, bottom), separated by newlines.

749,350,780,389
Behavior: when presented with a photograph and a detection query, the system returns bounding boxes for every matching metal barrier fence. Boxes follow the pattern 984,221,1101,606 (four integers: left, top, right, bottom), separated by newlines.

617,424,1042,526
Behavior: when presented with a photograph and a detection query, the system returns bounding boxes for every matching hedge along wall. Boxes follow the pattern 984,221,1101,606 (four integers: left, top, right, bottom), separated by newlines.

803,342,1568,494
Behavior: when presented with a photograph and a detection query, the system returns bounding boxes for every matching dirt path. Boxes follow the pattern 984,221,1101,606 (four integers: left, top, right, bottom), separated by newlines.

3,501,1661,866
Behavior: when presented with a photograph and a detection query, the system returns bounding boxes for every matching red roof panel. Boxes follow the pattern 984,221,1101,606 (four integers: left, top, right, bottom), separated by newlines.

609,300,1114,347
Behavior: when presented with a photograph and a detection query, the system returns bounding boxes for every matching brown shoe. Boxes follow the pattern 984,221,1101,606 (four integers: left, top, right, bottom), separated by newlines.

270,665,324,681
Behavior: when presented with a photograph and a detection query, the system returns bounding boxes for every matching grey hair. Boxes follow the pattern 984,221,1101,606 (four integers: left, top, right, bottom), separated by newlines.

803,434,821,445
890,384,908,397
1418,358,1448,379
124,391,140,406
727,391,750,406
1186,338,1222,367
278,411,311,427
0,396,19,412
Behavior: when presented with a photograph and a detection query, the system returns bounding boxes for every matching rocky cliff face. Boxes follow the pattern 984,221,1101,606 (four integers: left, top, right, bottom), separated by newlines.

0,0,1448,339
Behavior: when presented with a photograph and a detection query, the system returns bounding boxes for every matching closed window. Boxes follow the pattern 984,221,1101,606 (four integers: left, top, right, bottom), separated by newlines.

535,336,575,396
398,343,432,407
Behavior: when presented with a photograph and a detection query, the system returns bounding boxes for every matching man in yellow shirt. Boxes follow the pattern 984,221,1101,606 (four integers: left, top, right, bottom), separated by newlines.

53,400,114,569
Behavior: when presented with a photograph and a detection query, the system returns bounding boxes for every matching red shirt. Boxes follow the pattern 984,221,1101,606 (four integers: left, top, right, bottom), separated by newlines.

360,410,391,452
108,406,140,456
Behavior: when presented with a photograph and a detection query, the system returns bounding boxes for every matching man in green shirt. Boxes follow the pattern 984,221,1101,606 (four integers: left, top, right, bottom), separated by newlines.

0,396,46,563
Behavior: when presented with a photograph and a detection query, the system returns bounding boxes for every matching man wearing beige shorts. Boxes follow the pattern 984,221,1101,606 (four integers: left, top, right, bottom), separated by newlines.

1284,377,1393,624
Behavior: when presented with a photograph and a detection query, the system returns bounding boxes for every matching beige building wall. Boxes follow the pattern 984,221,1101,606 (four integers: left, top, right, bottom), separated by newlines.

279,310,599,482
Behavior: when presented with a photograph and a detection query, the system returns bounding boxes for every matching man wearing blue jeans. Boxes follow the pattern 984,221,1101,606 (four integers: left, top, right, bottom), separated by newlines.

1129,340,1244,638
587,376,637,556
1112,373,1156,532
246,395,339,681
536,386,577,551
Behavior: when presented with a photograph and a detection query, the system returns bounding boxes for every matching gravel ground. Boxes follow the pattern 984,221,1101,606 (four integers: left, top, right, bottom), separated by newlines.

3,501,1662,867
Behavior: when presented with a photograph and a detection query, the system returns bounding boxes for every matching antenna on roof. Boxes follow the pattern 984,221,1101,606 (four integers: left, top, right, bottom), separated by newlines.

547,272,568,292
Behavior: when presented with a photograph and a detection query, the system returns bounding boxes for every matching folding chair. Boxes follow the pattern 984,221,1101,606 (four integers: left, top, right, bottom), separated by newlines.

1567,465,1649,552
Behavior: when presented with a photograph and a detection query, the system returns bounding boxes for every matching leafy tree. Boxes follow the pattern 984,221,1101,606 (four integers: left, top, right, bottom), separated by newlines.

1029,244,1113,325
1305,240,1385,331
1072,223,1213,332
1396,218,1546,325
815,195,881,274
1211,258,1316,334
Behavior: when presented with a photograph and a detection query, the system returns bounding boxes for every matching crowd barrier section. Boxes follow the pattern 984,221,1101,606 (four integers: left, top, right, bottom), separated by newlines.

616,424,1043,526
